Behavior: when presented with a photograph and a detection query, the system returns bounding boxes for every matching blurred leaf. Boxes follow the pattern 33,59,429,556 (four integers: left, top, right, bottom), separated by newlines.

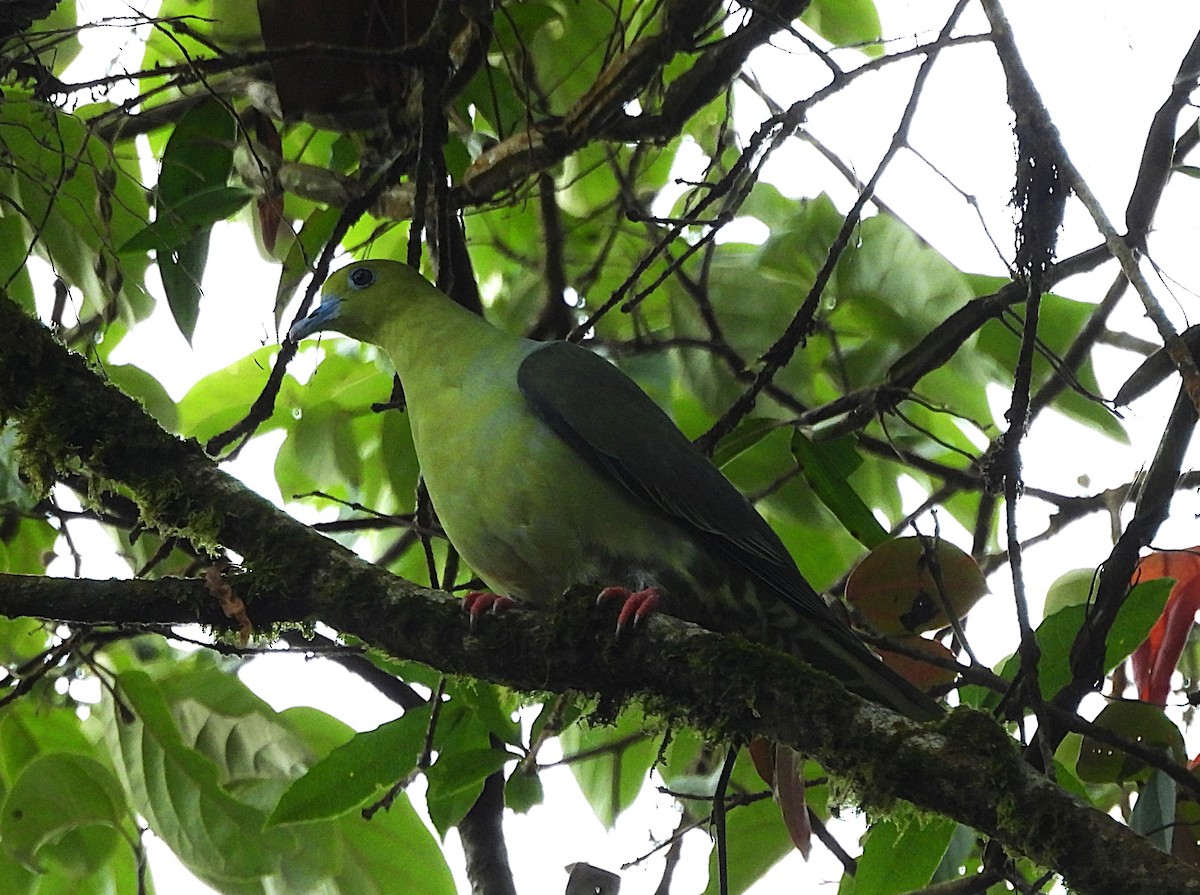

105,363,178,431
0,92,151,321
792,433,888,547
119,185,252,255
0,428,36,511
0,700,101,790
177,345,299,442
0,754,125,872
279,404,365,496
105,656,455,894
802,0,883,55
993,578,1173,702
380,410,420,513
0,216,34,313
1129,769,1175,853
12,2,83,74
712,418,780,469
425,747,512,836
843,816,956,895
0,618,49,670
0,824,142,894
269,706,431,825
1174,784,1200,866
560,708,656,828
275,205,342,331
846,536,987,635
1077,701,1185,783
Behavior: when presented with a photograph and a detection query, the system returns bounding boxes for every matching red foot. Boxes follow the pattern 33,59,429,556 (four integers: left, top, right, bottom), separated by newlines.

462,591,518,628
596,586,661,633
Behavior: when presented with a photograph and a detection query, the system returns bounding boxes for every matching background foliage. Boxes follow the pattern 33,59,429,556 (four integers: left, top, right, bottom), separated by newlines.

0,0,1199,893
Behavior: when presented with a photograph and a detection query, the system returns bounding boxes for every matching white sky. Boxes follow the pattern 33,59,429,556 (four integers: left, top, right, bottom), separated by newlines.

44,0,1200,892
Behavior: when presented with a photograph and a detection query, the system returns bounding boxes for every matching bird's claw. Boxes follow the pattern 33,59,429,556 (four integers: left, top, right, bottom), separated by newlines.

463,591,517,629
596,586,661,634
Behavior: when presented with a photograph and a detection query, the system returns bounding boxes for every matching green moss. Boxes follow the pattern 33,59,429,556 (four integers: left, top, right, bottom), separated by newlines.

11,389,81,497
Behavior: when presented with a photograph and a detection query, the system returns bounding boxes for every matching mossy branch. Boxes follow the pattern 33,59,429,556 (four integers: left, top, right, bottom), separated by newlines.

0,296,1195,894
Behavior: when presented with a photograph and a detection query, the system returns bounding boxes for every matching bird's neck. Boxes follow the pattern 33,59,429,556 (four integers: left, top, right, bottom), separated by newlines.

376,292,529,401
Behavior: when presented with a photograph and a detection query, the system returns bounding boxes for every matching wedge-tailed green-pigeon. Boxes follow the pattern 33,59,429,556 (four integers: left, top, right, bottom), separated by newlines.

288,260,942,723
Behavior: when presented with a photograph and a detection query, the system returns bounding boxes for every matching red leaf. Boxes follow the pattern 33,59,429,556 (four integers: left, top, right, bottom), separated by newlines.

747,739,811,856
1130,549,1200,705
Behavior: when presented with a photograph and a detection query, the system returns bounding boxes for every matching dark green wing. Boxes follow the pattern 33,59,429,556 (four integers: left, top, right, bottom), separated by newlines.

519,341,943,721
517,340,831,621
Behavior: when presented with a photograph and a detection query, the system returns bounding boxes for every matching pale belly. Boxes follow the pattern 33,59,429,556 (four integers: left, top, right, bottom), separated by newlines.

408,376,692,603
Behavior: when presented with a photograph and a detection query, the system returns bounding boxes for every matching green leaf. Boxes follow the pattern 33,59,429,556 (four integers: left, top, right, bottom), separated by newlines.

0,216,34,313
105,668,286,881
975,291,1127,443
504,764,544,814
276,404,364,497
15,2,83,75
105,363,178,431
176,345,299,442
792,433,889,547
0,92,151,321
158,232,210,344
802,0,883,55
269,707,431,826
560,708,655,827
1129,769,1175,852
930,823,980,885
702,792,790,895
700,749,815,895
1077,701,1185,783
105,658,456,894
0,618,49,670
0,516,56,576
425,747,512,836
118,185,254,254
993,578,1173,702
1042,568,1098,617
275,204,342,330
381,410,420,513
0,754,125,872
117,91,244,346
712,417,780,469
157,97,237,207
0,824,139,893
843,816,956,895
0,701,99,785
449,679,522,747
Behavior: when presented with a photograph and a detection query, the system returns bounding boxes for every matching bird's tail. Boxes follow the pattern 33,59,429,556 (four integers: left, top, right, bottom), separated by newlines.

798,626,944,721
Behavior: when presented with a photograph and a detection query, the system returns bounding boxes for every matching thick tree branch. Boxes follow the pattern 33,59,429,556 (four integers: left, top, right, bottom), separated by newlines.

0,296,1195,894
0,293,347,594
1,570,1197,895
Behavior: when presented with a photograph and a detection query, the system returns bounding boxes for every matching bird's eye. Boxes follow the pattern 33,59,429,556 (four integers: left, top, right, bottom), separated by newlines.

348,267,375,289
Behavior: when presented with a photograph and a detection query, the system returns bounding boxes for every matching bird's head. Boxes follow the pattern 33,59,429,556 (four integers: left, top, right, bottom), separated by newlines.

288,260,431,345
